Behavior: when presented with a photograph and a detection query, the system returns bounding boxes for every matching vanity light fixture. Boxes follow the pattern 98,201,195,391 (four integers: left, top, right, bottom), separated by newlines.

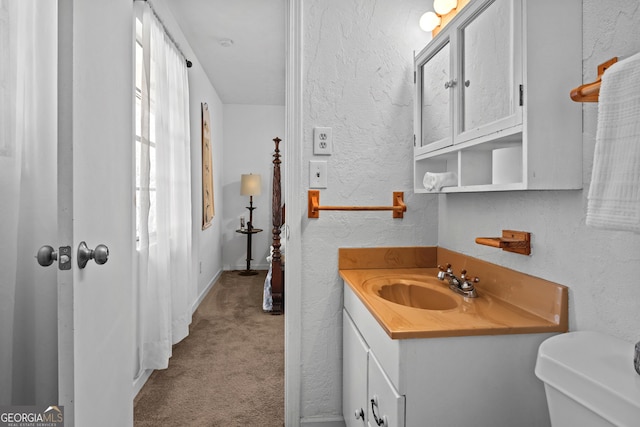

419,11,441,32
433,0,457,15
420,0,463,33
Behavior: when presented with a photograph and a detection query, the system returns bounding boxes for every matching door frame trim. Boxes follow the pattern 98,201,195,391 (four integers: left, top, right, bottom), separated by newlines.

284,0,303,425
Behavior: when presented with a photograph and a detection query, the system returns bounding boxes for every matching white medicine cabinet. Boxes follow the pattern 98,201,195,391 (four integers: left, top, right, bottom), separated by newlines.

414,0,582,193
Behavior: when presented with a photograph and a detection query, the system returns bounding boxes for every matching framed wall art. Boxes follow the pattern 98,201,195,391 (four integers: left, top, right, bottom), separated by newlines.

201,102,215,229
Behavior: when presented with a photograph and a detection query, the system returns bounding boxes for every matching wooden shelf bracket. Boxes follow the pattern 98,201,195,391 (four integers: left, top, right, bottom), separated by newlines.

475,230,531,255
308,190,406,219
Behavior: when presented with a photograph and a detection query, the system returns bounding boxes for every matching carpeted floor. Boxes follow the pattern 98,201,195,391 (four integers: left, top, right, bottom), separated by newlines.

134,270,284,426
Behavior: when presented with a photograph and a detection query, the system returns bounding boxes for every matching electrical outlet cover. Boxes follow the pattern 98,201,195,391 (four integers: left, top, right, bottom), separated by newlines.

313,127,332,155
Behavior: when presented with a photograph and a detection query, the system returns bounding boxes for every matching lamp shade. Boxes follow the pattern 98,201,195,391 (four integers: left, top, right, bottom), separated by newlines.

240,174,262,196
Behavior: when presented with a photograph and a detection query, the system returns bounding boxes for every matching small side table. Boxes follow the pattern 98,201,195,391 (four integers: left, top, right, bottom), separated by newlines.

236,227,263,275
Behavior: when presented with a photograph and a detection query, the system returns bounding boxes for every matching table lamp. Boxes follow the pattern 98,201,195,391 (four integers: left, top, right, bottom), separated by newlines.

240,173,261,230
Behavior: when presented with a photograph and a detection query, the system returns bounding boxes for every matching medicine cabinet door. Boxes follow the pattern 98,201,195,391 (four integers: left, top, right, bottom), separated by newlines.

417,37,453,154
457,0,522,144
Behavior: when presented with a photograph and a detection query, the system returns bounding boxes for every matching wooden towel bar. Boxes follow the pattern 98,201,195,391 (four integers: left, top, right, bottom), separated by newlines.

308,190,406,219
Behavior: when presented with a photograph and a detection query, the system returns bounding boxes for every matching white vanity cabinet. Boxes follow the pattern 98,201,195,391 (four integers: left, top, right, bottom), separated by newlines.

367,352,405,427
343,282,555,427
343,311,406,427
414,0,582,193
343,310,369,427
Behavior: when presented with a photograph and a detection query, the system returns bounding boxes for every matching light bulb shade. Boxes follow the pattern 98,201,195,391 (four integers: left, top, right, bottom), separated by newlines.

433,0,457,15
419,11,441,32
240,174,262,196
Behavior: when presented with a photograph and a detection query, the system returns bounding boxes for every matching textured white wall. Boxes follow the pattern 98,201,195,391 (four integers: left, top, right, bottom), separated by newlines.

301,0,436,421
439,0,640,343
299,0,640,423
222,104,285,271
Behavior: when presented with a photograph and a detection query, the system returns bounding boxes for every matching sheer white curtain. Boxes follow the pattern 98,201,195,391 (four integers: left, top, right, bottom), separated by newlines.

0,0,57,404
0,0,23,404
136,1,193,372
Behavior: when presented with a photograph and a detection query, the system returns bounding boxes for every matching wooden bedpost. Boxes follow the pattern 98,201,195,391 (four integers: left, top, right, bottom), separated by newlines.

271,137,284,314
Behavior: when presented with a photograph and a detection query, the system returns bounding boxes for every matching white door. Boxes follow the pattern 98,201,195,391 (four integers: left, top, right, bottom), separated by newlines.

57,1,134,426
0,0,59,406
0,0,134,425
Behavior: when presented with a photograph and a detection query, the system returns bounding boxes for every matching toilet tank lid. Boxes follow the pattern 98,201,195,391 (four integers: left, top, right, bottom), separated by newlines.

535,331,640,427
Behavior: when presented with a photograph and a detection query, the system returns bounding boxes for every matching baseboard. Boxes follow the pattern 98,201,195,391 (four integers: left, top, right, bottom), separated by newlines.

230,263,270,271
191,268,223,315
300,417,345,427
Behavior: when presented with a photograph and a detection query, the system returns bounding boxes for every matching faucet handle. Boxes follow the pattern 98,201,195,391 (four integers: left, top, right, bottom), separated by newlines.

459,269,478,281
461,275,479,290
438,263,452,272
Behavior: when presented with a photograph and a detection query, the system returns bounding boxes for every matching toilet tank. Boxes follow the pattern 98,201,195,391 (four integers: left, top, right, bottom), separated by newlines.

535,331,640,427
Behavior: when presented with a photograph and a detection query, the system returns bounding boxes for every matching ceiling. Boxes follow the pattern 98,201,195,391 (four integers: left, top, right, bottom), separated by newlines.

166,0,286,106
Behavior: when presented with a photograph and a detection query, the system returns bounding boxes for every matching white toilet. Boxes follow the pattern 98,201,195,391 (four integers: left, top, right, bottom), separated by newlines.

535,331,640,427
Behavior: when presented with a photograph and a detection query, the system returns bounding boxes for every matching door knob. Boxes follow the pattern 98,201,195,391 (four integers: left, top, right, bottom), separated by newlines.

77,241,109,269
36,245,72,270
36,245,57,267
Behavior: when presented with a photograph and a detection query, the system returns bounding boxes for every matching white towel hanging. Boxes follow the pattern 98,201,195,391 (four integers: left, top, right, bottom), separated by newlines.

587,52,640,232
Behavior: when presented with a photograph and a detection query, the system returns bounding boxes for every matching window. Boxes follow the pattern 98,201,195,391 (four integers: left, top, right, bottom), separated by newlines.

135,17,156,246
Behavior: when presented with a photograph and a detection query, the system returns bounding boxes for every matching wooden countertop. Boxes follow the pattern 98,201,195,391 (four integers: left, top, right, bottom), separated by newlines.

339,247,568,340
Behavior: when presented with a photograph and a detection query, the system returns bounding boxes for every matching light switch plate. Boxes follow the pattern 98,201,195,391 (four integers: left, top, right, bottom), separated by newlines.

313,127,332,155
309,160,328,188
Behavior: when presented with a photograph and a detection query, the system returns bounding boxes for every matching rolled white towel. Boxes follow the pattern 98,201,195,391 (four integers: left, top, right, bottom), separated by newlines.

423,171,457,191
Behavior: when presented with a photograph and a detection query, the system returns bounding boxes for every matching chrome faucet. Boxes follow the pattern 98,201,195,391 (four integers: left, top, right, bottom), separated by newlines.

437,264,479,298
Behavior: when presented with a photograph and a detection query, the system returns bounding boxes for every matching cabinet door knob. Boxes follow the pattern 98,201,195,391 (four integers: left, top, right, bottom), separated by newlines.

444,79,458,89
465,79,471,87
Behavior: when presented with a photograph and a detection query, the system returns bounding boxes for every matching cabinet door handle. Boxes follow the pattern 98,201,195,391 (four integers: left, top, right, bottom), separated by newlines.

444,79,457,89
355,408,364,420
370,396,387,426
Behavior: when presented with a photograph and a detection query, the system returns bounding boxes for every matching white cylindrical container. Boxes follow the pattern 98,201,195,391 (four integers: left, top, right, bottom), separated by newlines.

492,146,522,185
